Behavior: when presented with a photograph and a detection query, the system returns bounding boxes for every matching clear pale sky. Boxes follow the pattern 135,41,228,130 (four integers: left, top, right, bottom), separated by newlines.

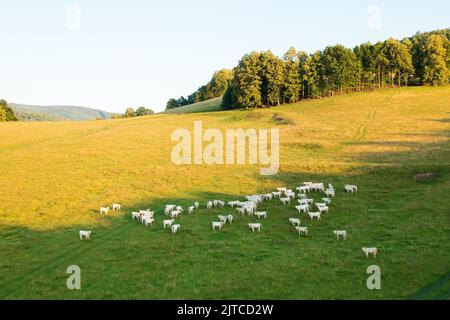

1,0,449,113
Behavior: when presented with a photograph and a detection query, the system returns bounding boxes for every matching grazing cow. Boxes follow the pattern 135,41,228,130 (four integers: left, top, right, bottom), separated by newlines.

228,201,239,208
322,198,332,205
188,206,195,214
255,211,267,219
227,215,234,224
318,205,329,214
328,184,334,190
295,226,308,236
163,219,175,229
280,197,290,205
362,247,378,258
325,189,335,198
295,204,309,214
236,207,246,216
308,212,321,221
334,230,347,240
277,187,287,192
164,205,176,215
207,201,213,209
100,207,109,215
132,212,141,220
170,210,181,219
298,199,308,206
212,221,224,230
272,191,282,198
143,217,155,227
171,224,181,234
79,230,92,240
289,218,301,226
248,223,262,232
245,206,254,216
112,203,121,211
345,185,358,193
194,202,200,209
140,213,154,224
176,206,183,212
218,215,228,224
263,194,273,201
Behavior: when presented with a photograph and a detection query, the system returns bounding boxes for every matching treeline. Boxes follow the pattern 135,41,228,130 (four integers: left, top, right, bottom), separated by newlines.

221,29,450,109
0,100,18,122
166,69,233,110
111,106,155,119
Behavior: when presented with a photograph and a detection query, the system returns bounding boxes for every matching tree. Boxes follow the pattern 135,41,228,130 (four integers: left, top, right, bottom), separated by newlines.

124,107,136,118
259,51,284,106
282,47,301,103
376,38,413,87
321,45,361,94
135,107,154,116
166,98,179,110
422,35,449,86
0,99,18,121
354,42,377,89
233,51,262,108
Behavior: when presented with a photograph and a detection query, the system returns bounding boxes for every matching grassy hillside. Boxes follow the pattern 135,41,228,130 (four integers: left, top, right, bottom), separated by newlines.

161,97,223,114
10,103,111,121
0,86,449,299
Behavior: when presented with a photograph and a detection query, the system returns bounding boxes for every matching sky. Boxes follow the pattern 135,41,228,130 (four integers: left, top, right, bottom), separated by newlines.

0,0,449,113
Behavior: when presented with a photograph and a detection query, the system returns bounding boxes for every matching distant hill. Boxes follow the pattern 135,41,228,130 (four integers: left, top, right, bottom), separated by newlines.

161,97,223,114
10,104,111,121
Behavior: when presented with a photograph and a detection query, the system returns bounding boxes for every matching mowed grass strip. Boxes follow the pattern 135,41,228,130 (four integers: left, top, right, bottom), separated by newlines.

0,86,449,299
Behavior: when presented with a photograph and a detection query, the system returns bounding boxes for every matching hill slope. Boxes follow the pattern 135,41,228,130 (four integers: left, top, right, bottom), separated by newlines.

10,103,111,121
161,97,223,114
0,86,449,299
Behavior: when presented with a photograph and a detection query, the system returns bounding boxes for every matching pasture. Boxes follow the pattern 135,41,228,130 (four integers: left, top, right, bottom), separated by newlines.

0,86,449,299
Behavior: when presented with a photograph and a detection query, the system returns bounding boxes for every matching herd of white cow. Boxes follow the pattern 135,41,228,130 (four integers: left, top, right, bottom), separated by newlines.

79,182,378,258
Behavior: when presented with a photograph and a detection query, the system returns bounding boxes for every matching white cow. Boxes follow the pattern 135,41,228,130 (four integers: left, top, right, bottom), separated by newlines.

100,207,109,215
280,197,290,205
165,205,176,215
79,230,92,240
318,205,329,214
272,191,282,198
325,189,335,198
334,230,347,240
207,201,213,209
236,207,246,216
362,247,378,258
163,219,175,229
194,202,200,209
295,226,308,236
171,224,181,234
295,205,309,214
143,217,155,227
289,218,301,226
188,206,195,214
308,211,321,221
212,221,224,230
255,211,267,219
112,203,121,211
227,215,234,224
132,212,141,220
345,185,358,193
176,206,184,212
218,215,228,224
322,198,332,205
248,223,262,232
171,210,181,219
277,187,287,192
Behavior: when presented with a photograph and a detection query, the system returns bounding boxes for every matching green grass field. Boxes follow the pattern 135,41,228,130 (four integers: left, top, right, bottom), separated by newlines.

161,97,223,114
0,86,449,299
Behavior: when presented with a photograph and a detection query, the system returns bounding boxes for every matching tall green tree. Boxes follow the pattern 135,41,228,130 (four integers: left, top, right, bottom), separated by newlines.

376,38,413,87
124,107,136,118
259,51,284,106
233,51,262,108
422,35,449,86
354,42,377,88
282,47,301,103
